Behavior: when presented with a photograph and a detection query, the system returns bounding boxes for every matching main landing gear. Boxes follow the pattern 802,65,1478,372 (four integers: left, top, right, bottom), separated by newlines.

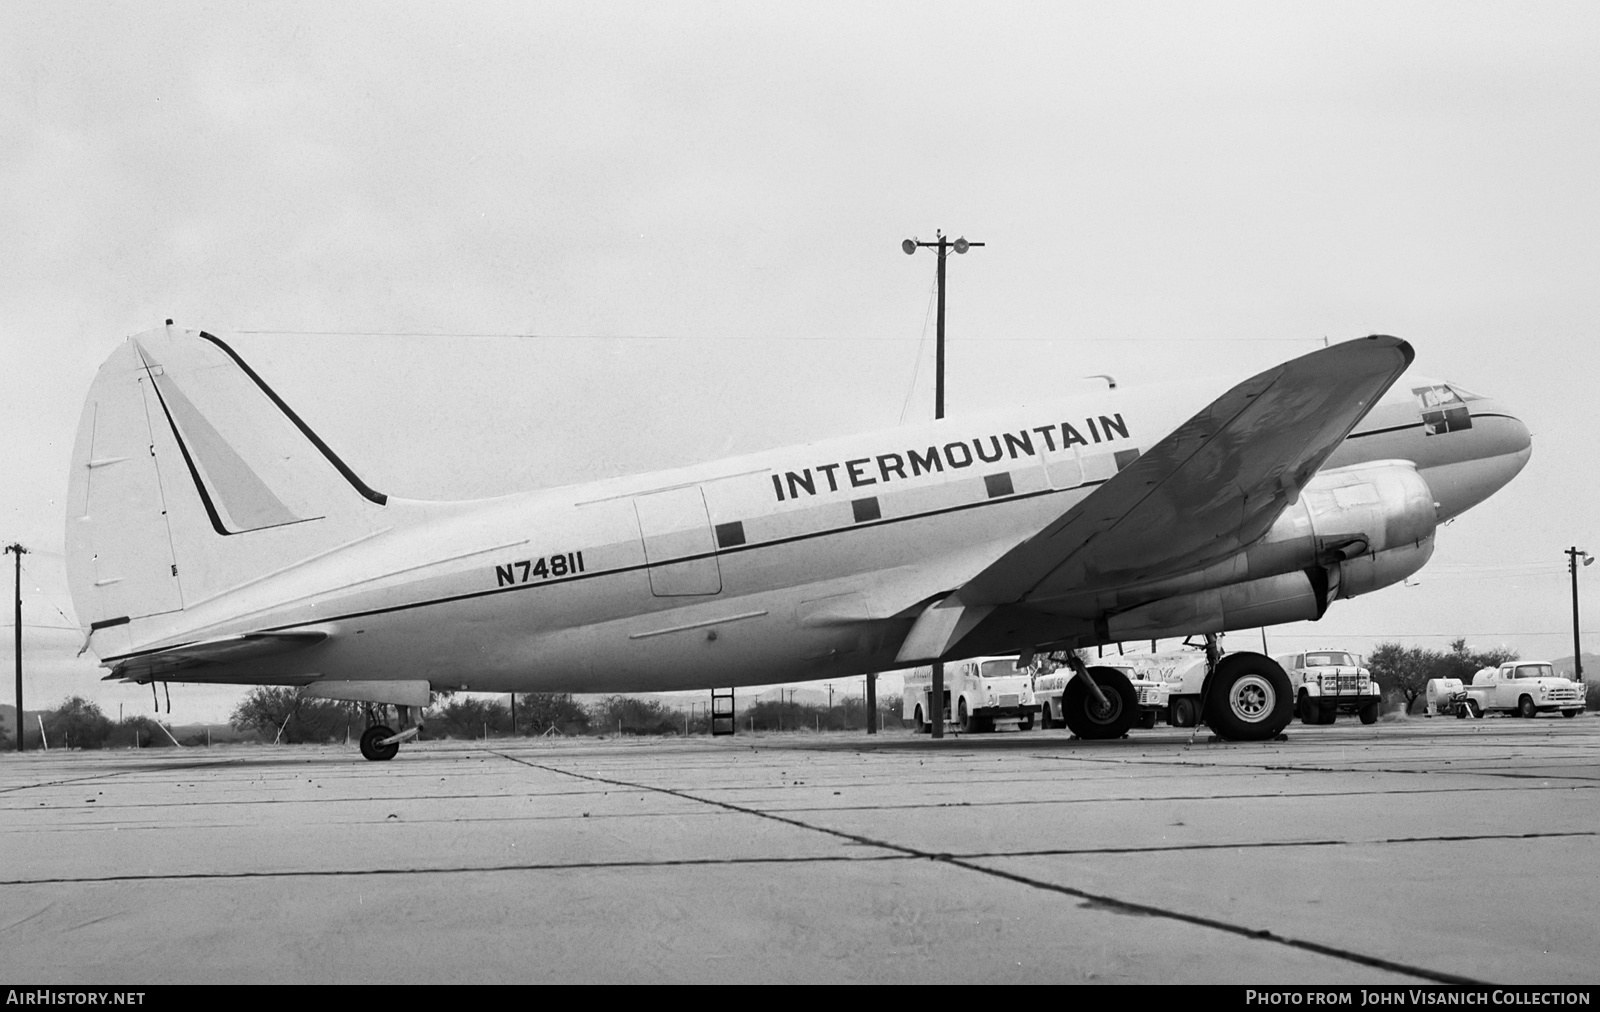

1059,653,1140,740
1202,651,1295,741
359,704,423,761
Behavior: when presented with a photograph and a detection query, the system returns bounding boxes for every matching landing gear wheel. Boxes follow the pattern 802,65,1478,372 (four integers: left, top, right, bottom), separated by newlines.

360,725,399,761
1062,666,1139,740
1204,654,1293,742
1518,696,1538,720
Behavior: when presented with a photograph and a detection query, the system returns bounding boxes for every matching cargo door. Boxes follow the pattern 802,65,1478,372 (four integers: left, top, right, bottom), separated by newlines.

634,486,722,596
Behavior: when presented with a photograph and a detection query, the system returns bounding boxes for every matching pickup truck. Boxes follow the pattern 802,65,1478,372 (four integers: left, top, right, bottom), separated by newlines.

1272,649,1381,725
1425,661,1585,719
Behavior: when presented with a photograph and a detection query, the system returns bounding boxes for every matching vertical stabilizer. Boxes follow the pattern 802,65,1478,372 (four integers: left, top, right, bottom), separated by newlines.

66,325,390,643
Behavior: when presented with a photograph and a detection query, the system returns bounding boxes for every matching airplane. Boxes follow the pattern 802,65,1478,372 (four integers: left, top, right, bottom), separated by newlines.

65,325,1530,758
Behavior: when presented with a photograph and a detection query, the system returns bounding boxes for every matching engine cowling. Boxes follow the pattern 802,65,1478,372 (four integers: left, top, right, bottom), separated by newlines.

1101,461,1438,640
1244,460,1437,578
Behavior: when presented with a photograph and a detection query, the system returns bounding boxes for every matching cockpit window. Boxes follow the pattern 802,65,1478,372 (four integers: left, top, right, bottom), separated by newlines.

1413,384,1472,435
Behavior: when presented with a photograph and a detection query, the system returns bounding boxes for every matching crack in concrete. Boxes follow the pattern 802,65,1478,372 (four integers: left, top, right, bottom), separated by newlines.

493,749,1492,986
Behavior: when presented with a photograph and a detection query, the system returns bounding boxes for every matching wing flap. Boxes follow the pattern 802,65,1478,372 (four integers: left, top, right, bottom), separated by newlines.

958,335,1414,613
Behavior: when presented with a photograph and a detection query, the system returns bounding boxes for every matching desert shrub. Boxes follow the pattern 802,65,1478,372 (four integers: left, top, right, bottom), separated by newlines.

106,715,173,748
515,693,590,736
230,686,360,743
427,696,513,739
589,695,679,735
42,696,114,749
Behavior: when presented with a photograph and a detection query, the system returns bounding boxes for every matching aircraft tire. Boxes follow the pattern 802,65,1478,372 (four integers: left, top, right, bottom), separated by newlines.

1061,667,1139,740
360,725,399,761
1204,654,1294,742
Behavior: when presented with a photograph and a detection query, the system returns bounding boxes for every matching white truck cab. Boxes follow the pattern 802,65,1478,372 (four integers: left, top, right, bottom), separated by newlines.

1273,649,1381,725
902,657,1041,733
1426,661,1585,720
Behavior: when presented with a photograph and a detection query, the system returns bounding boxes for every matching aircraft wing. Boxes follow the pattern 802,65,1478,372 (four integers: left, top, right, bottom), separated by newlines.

957,335,1415,614
104,631,328,682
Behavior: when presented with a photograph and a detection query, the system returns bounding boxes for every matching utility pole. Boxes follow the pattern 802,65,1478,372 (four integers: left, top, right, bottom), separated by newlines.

903,230,985,739
1567,547,1592,681
5,543,26,752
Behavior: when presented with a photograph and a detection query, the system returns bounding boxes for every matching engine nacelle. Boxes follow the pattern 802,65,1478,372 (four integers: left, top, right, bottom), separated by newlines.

1100,461,1438,640
1244,460,1437,577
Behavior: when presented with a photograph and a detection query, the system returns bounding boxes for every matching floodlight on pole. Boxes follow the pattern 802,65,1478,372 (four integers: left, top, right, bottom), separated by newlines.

902,230,984,738
1568,547,1592,682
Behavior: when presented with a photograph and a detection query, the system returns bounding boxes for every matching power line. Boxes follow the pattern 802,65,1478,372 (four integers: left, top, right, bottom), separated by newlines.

233,329,1325,344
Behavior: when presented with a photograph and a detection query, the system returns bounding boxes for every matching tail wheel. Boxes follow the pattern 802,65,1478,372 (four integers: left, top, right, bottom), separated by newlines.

360,725,399,761
1062,666,1139,740
1204,654,1293,741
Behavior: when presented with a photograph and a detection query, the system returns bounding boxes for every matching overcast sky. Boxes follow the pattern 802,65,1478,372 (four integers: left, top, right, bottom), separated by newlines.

3,2,1596,724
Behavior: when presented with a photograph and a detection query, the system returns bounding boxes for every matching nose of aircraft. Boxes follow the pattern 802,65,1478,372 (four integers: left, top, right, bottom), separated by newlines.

1421,396,1532,522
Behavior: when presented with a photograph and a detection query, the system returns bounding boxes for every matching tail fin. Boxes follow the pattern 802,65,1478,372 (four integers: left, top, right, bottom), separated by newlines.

66,325,390,643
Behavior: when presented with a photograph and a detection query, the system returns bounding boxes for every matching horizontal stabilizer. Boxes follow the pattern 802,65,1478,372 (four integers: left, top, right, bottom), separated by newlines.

106,631,327,682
